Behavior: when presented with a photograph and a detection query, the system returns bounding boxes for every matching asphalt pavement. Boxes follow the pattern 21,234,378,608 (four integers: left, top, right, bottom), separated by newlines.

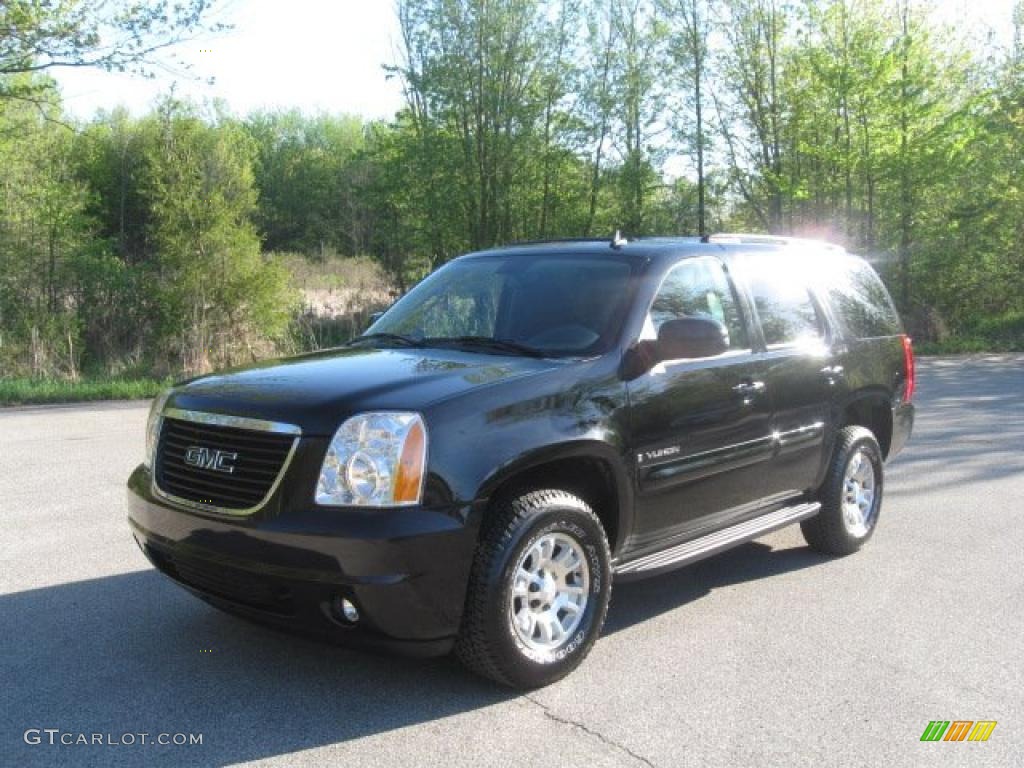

1,355,1022,767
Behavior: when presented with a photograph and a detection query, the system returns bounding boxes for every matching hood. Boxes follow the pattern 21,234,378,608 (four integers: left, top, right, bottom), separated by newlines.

168,346,562,435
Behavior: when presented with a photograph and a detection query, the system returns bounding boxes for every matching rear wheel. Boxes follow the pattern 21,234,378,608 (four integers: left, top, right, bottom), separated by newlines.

801,426,884,556
455,489,611,688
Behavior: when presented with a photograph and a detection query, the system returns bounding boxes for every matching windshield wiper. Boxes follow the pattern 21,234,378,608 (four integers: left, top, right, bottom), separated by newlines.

425,336,545,358
346,332,423,348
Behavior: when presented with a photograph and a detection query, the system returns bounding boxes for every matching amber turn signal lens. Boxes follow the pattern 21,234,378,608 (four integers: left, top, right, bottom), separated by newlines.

393,419,426,503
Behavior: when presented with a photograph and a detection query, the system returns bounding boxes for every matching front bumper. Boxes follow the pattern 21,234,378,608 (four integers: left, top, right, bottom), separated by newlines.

126,465,480,656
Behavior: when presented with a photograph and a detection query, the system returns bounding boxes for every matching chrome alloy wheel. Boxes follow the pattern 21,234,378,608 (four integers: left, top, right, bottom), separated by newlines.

841,449,877,538
509,532,590,652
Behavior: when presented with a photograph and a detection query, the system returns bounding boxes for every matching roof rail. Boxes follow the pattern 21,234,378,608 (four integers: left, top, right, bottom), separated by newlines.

508,236,613,247
508,232,630,249
700,233,846,253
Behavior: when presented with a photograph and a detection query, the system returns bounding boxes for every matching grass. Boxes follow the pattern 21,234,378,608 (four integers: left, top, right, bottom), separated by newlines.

915,312,1024,355
0,377,170,406
275,251,393,293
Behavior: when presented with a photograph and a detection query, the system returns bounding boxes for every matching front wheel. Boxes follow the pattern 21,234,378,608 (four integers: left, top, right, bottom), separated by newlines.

801,426,884,556
455,489,611,688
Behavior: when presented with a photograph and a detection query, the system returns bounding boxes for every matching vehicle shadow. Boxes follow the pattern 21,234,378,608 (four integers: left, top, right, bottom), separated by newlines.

0,570,509,768
604,541,830,635
1,541,830,767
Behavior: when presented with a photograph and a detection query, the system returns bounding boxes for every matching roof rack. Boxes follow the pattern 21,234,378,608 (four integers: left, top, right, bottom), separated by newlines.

508,236,613,247
700,233,846,253
508,232,630,250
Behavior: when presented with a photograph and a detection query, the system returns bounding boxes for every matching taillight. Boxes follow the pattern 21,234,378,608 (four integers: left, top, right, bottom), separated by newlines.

901,334,915,402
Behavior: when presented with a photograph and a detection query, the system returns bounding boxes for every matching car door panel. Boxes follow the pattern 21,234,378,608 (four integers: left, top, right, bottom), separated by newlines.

628,356,774,548
625,257,775,549
727,253,839,498
760,349,832,495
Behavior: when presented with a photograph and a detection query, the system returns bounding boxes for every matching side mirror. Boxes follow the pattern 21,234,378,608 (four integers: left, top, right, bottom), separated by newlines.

657,317,729,361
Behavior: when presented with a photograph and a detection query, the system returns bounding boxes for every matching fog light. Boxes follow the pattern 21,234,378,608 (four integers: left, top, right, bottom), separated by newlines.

342,599,359,623
333,596,359,624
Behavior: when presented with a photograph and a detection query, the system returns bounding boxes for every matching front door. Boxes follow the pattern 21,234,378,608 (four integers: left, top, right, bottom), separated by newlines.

627,257,774,551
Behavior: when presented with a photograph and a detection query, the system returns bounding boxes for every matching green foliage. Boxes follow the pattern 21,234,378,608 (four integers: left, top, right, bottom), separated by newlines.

2,0,1023,396
141,99,297,373
0,80,93,378
246,111,369,255
0,0,223,103
0,94,298,379
0,377,171,405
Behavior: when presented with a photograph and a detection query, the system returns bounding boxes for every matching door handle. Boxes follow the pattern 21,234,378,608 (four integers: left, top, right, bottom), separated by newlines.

732,380,766,395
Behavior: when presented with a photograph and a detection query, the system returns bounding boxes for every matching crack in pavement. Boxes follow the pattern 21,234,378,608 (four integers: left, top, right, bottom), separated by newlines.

524,694,657,768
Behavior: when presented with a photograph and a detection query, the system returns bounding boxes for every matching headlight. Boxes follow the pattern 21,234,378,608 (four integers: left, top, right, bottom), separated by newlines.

316,412,427,507
144,388,172,468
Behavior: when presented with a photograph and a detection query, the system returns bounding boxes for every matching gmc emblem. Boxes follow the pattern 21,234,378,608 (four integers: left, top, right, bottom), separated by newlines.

183,446,238,474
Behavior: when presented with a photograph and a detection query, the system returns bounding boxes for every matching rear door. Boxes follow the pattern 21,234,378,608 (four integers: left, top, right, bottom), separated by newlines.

627,257,774,548
729,253,836,498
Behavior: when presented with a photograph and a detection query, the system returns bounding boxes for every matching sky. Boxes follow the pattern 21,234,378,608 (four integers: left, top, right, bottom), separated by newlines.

52,0,1019,122
54,0,407,120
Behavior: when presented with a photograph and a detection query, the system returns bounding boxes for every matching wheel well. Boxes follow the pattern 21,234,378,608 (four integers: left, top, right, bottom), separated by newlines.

488,457,621,554
841,397,893,458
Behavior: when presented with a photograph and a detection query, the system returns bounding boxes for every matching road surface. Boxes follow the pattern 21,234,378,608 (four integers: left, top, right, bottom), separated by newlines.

1,355,1021,767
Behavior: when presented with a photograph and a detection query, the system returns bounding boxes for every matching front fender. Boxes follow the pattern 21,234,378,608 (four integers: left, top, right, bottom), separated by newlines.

474,438,634,554
422,357,633,552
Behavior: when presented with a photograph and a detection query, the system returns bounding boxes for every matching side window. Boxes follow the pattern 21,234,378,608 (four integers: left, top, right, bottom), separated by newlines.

738,257,824,347
825,258,903,338
644,257,749,352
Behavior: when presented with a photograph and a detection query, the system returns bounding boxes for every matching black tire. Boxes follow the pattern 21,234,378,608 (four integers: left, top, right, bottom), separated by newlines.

801,425,884,556
455,489,611,688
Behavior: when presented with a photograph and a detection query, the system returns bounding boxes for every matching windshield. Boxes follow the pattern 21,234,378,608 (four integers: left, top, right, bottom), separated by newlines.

365,253,636,357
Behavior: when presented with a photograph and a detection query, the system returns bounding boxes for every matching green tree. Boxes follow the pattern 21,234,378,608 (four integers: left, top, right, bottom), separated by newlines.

0,78,96,377
0,0,224,105
609,0,666,234
142,99,295,373
661,0,712,233
246,110,369,256
717,0,789,232
395,0,550,248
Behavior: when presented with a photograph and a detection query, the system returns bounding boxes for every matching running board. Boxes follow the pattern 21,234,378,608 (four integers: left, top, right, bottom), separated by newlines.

614,501,821,578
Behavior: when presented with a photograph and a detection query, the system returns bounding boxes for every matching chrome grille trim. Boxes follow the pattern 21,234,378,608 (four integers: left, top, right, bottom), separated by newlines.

161,407,302,435
152,408,302,517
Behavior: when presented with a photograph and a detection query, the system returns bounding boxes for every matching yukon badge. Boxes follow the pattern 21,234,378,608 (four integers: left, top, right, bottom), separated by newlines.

184,446,238,474
638,445,681,465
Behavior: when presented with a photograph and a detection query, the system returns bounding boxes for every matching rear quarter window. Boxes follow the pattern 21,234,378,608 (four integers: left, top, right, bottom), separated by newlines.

823,257,903,339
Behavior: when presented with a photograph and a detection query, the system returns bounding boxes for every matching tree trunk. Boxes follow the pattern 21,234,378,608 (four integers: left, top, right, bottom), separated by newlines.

692,0,706,235
898,1,913,309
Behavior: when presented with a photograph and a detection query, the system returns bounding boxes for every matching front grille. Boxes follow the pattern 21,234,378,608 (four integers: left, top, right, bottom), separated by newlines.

155,415,297,512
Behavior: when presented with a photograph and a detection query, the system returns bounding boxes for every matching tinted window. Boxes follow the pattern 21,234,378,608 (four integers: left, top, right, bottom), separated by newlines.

644,257,748,351
823,258,902,338
736,256,823,346
369,254,634,356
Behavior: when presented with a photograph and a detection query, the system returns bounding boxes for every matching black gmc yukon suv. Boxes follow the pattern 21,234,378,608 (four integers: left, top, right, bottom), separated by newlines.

127,234,914,688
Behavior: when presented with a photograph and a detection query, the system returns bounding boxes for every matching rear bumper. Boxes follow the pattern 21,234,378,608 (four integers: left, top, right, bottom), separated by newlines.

889,402,915,457
126,464,480,655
